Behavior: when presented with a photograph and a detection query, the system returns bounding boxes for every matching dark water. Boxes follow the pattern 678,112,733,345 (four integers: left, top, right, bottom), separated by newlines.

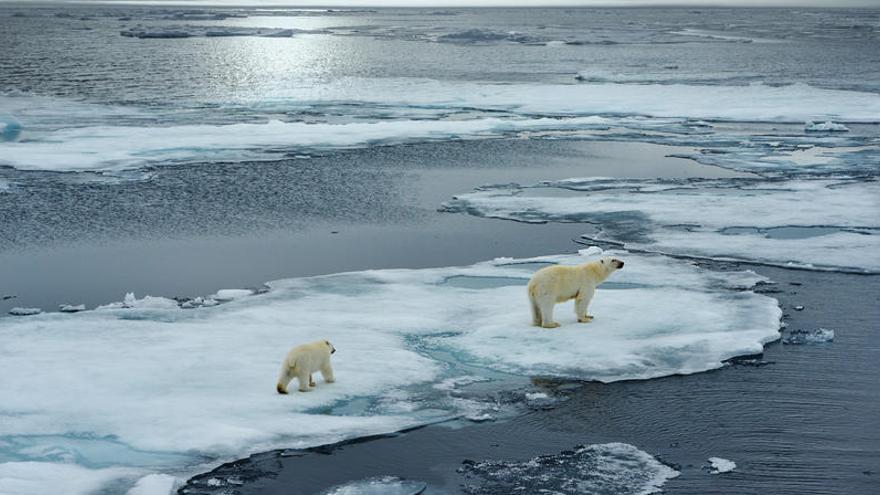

182,265,880,495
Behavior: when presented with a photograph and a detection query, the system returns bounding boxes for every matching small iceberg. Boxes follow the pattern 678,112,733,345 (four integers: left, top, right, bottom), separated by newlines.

59,304,87,313
708,457,736,474
805,120,849,132
8,307,42,316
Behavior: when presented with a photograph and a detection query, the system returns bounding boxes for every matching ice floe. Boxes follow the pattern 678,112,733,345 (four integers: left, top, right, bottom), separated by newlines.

0,248,779,493
707,456,737,474
0,116,609,172
59,304,86,313
7,307,41,316
441,178,880,273
2,80,877,173
121,26,295,39
459,442,679,494
805,120,850,132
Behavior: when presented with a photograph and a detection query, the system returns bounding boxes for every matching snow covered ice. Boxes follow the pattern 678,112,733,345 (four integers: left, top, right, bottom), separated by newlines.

0,248,780,494
442,178,880,273
319,476,426,495
805,120,849,132
707,457,737,474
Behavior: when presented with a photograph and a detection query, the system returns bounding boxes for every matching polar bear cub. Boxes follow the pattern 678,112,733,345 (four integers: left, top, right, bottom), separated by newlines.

276,339,336,394
527,256,624,328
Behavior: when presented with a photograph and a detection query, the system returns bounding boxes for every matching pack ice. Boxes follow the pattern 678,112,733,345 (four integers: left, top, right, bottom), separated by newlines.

442,178,880,273
0,249,780,494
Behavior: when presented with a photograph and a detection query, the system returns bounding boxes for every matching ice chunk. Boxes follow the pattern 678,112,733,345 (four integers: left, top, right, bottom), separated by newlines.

707,457,736,474
127,474,177,495
97,292,179,310
8,307,41,316
783,328,834,345
442,178,880,273
805,120,849,132
459,443,679,494
0,250,778,494
320,476,427,495
59,304,86,313
524,392,549,400
211,289,254,301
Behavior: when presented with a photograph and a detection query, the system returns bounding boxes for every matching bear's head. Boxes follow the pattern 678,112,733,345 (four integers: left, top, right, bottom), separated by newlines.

324,340,336,354
599,256,625,272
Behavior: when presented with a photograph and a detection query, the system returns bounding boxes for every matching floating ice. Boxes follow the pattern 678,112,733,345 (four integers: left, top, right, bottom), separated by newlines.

459,443,679,495
8,307,41,316
320,476,427,495
783,328,835,345
805,121,849,132
0,250,778,493
59,304,86,313
121,26,295,39
442,178,880,273
0,116,609,172
707,457,737,474
211,289,254,301
437,28,539,44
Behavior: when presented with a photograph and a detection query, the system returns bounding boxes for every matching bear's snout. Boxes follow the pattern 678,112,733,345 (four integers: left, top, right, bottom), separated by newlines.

616,260,624,269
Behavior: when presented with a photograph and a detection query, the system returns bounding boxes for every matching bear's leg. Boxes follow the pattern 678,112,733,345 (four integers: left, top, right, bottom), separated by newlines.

529,294,542,326
321,363,335,383
576,287,595,323
276,365,293,394
309,373,316,388
297,370,313,392
538,297,560,329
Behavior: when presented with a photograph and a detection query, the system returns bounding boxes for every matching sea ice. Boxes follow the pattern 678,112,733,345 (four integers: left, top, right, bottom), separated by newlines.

707,456,737,474
0,249,779,494
121,26,295,39
805,120,849,132
8,307,42,316
459,442,679,494
127,474,177,495
59,304,86,313
441,178,880,273
211,289,253,301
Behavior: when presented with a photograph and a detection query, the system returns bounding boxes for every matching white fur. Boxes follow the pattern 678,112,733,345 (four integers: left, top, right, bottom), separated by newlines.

276,339,336,394
527,256,624,328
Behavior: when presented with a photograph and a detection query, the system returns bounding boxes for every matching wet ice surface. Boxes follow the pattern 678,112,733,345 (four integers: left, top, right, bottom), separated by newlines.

441,178,880,273
458,442,679,495
0,248,780,494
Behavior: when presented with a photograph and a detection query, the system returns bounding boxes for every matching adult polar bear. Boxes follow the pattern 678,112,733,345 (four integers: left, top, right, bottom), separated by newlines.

528,256,625,328
277,339,336,394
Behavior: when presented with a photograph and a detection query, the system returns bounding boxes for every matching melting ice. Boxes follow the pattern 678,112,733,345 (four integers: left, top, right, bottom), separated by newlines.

442,178,880,273
0,248,780,494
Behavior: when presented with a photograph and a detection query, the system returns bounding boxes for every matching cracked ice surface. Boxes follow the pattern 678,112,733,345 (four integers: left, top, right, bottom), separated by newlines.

0,249,779,494
442,178,880,273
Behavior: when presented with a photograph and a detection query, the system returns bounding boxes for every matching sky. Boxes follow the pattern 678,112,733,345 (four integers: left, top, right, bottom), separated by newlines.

2,0,879,6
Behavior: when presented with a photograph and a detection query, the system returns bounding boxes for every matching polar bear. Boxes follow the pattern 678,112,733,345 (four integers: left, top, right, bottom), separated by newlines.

276,339,336,394
527,256,624,328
